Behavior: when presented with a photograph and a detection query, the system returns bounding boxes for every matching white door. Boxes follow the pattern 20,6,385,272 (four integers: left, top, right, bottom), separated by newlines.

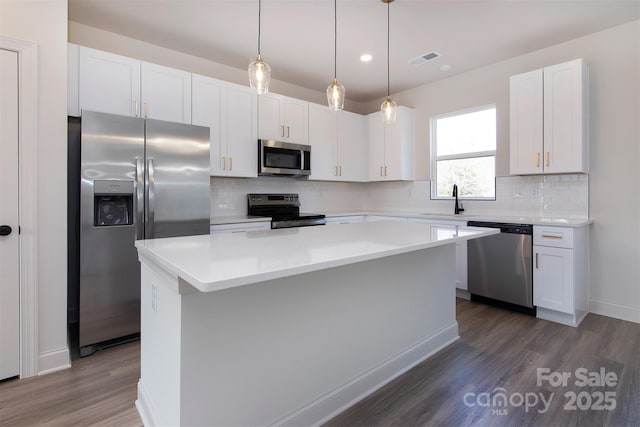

509,69,543,174
308,102,337,181
282,97,308,144
533,245,574,314
367,113,385,181
258,93,283,141
192,74,225,175
0,48,20,380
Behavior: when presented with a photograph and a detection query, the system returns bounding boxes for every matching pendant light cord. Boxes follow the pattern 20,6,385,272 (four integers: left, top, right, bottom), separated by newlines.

387,0,390,97
258,0,262,55
334,0,337,79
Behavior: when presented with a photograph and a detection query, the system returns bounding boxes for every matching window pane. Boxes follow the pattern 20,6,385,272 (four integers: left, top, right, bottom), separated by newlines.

436,157,495,198
435,108,496,156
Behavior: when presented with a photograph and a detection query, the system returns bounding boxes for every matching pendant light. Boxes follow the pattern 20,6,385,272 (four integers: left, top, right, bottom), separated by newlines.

327,0,345,110
381,0,397,123
248,0,271,94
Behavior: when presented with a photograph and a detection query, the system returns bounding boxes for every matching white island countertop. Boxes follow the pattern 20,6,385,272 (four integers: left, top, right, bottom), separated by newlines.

135,221,498,293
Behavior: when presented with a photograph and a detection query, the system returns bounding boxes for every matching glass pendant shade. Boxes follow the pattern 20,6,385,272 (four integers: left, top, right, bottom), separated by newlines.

381,96,397,124
248,54,271,94
327,78,345,111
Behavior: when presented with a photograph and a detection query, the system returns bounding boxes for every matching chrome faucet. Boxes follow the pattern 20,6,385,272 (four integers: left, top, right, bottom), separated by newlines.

452,184,464,215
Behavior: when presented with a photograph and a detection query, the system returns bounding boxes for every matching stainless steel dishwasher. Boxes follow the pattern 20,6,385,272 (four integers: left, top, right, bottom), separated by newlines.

466,221,535,315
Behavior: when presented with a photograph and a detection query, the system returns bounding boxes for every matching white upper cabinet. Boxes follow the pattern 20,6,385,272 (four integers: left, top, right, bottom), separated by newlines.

75,46,192,123
367,106,414,181
308,103,338,181
510,59,588,175
337,110,366,182
308,104,366,182
192,74,257,178
225,84,258,178
258,93,308,144
141,62,191,124
68,44,80,117
78,46,141,117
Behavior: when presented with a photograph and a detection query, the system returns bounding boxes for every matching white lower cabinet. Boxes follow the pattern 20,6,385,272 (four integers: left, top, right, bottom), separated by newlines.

533,225,589,326
210,221,271,234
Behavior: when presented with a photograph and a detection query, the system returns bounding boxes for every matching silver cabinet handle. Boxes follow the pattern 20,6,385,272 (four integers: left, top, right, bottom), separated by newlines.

135,157,144,240
222,156,226,171
541,234,563,239
144,102,149,118
535,252,539,269
339,165,342,176
384,166,388,176
229,157,233,171
545,151,550,167
335,165,338,176
134,101,140,117
145,158,155,239
287,126,290,138
536,152,541,168
281,125,285,138
380,166,383,177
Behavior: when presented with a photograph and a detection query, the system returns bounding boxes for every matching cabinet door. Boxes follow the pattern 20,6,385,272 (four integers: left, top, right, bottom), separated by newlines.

79,46,140,117
543,59,587,174
337,110,365,182
226,84,258,178
283,98,308,144
141,62,191,124
381,107,414,181
509,69,543,175
258,93,283,140
308,103,337,181
533,245,574,313
68,44,80,117
192,74,225,176
367,113,385,181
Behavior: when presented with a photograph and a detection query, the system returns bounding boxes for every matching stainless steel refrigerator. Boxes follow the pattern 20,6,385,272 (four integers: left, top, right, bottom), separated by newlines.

75,110,210,356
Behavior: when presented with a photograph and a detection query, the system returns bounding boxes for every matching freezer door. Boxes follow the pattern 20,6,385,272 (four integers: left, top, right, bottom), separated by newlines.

144,119,210,239
79,111,145,350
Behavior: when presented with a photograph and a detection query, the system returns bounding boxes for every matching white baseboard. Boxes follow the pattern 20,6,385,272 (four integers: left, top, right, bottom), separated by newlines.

589,299,640,324
136,380,159,427
274,322,460,427
37,347,70,376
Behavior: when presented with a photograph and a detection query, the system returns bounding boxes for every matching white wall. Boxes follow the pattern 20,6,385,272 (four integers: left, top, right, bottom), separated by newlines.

365,21,640,323
0,0,70,372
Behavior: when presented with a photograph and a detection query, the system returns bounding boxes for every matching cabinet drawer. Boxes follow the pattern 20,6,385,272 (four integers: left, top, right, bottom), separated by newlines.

533,226,573,248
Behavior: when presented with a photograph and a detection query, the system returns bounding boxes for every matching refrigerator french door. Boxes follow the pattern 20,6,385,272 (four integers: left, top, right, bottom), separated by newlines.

78,110,209,356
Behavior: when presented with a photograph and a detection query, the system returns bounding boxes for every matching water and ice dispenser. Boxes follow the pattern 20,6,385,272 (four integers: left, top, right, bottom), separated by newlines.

93,180,134,226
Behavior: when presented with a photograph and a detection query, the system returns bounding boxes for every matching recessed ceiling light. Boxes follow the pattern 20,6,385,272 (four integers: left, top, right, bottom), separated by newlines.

440,64,452,72
360,54,373,62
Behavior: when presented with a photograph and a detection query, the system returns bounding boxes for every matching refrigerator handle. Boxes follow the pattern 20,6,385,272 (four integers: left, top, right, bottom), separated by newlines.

145,158,155,239
135,157,144,240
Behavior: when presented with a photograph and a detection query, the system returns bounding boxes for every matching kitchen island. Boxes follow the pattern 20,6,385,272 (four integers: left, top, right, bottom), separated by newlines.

134,221,498,426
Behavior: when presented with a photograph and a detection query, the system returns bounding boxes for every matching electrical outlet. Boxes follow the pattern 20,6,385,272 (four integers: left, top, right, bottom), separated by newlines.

151,283,157,312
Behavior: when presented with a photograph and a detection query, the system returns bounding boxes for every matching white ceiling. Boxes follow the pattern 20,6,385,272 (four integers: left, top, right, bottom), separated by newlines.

69,0,640,103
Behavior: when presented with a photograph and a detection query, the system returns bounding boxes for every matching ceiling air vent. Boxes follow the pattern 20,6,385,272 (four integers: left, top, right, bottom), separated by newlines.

409,51,441,66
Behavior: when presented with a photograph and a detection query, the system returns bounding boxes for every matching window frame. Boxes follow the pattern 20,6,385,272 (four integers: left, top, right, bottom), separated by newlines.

429,104,497,201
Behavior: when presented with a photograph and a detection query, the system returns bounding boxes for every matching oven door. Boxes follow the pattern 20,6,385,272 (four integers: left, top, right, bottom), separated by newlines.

259,140,311,176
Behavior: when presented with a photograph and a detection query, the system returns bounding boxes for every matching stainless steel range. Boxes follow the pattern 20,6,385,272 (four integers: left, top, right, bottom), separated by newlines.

247,194,326,229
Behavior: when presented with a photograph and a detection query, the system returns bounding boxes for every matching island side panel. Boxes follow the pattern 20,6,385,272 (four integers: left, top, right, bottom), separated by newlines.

136,262,183,426
179,244,458,426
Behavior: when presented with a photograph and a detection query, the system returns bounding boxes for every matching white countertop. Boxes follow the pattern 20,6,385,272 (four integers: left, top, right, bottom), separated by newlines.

323,211,592,227
136,221,498,293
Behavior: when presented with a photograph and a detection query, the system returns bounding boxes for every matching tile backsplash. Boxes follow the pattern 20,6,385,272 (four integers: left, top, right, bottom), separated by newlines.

211,174,589,219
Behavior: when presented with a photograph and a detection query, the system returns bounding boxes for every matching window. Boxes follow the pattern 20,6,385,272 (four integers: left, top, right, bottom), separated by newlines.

431,106,496,199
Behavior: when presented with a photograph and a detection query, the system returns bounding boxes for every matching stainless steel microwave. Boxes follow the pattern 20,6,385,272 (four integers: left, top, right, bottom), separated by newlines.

258,139,311,177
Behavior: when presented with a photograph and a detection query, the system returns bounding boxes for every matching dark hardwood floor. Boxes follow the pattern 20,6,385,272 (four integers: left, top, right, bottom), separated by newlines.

1,299,638,426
